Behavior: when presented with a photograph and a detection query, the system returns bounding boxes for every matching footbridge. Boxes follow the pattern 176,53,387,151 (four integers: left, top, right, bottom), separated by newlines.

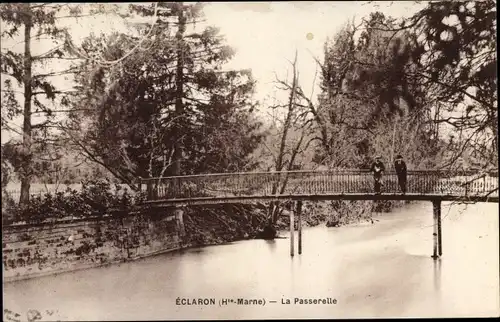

139,169,498,206
138,169,498,258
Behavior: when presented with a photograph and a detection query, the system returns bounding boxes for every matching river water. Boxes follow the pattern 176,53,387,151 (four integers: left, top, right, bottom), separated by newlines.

3,201,499,320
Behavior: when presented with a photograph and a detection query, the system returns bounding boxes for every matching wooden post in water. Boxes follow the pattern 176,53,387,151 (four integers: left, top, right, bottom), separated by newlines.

297,200,303,255
437,200,442,256
290,205,294,257
432,200,441,259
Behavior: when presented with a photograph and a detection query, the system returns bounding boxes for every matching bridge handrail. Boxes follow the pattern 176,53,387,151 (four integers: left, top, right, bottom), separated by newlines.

139,169,499,182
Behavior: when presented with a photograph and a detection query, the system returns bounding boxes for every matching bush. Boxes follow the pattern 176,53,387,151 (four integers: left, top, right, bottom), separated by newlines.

2,180,147,225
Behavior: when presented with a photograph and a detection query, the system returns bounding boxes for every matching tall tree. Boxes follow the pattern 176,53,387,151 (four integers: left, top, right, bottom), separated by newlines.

1,4,75,204
67,2,264,189
251,51,320,224
0,3,118,204
406,0,497,169
361,1,497,169
311,14,440,169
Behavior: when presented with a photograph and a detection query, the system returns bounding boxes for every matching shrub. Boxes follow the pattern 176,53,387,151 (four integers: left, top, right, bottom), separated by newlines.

2,180,147,225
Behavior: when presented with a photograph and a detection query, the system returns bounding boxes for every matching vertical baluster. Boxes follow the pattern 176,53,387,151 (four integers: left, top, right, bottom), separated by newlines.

250,174,254,196
310,172,314,194
356,170,359,193
237,174,241,196
332,170,336,193
359,170,362,194
424,172,427,194
335,170,337,193
316,172,319,194
434,172,438,195
346,170,349,193
323,171,326,194
263,174,266,196
353,170,356,193
339,171,342,194
258,174,261,196
420,172,423,194
350,171,353,193
408,172,412,194
325,171,331,193
324,172,328,194
265,173,269,196
341,170,344,193
330,171,334,194
414,172,418,194
443,171,447,195
437,172,441,194
342,170,345,193
349,171,358,193
345,170,349,194
353,171,356,193
333,171,336,193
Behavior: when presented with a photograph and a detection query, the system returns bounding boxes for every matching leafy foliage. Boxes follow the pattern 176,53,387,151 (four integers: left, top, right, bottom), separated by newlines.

0,3,94,204
67,3,264,186
311,13,440,169
2,180,146,225
404,0,497,168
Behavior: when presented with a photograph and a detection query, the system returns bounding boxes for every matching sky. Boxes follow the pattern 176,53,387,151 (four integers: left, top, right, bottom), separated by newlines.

203,1,426,104
1,1,427,143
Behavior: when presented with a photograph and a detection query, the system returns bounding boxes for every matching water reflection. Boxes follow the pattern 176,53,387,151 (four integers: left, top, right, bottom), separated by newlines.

264,239,277,252
433,258,442,292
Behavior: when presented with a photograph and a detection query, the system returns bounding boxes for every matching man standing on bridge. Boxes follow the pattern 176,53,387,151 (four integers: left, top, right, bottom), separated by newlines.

370,156,385,194
394,154,407,194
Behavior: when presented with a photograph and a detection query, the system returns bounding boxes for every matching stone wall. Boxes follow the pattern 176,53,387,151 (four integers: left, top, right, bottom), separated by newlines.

2,209,182,282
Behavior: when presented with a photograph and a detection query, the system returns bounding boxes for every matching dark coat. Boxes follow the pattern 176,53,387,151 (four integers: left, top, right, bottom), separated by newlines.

370,161,385,178
394,159,407,177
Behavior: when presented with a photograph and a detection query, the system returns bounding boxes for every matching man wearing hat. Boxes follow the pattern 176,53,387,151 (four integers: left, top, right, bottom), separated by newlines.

370,156,385,194
394,154,407,194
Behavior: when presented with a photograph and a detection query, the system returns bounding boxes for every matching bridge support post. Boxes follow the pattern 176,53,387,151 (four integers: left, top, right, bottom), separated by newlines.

297,200,303,255
432,200,442,259
290,205,294,257
175,207,185,238
437,201,442,257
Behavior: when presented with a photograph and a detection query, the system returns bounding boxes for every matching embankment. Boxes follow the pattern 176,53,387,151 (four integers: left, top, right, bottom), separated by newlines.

2,209,181,282
2,200,406,281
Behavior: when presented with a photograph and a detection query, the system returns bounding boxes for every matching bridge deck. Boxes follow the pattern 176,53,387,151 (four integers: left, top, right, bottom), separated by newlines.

139,170,499,206
142,193,499,207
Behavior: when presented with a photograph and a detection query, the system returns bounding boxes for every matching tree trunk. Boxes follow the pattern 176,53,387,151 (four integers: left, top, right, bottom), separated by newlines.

172,3,186,177
20,4,33,206
267,50,299,225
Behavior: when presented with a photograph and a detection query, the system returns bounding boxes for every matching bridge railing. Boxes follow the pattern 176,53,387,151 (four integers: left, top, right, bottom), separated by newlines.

139,170,499,201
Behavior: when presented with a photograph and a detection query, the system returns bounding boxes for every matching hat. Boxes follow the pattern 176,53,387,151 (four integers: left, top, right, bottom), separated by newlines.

375,155,381,159
396,154,403,159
